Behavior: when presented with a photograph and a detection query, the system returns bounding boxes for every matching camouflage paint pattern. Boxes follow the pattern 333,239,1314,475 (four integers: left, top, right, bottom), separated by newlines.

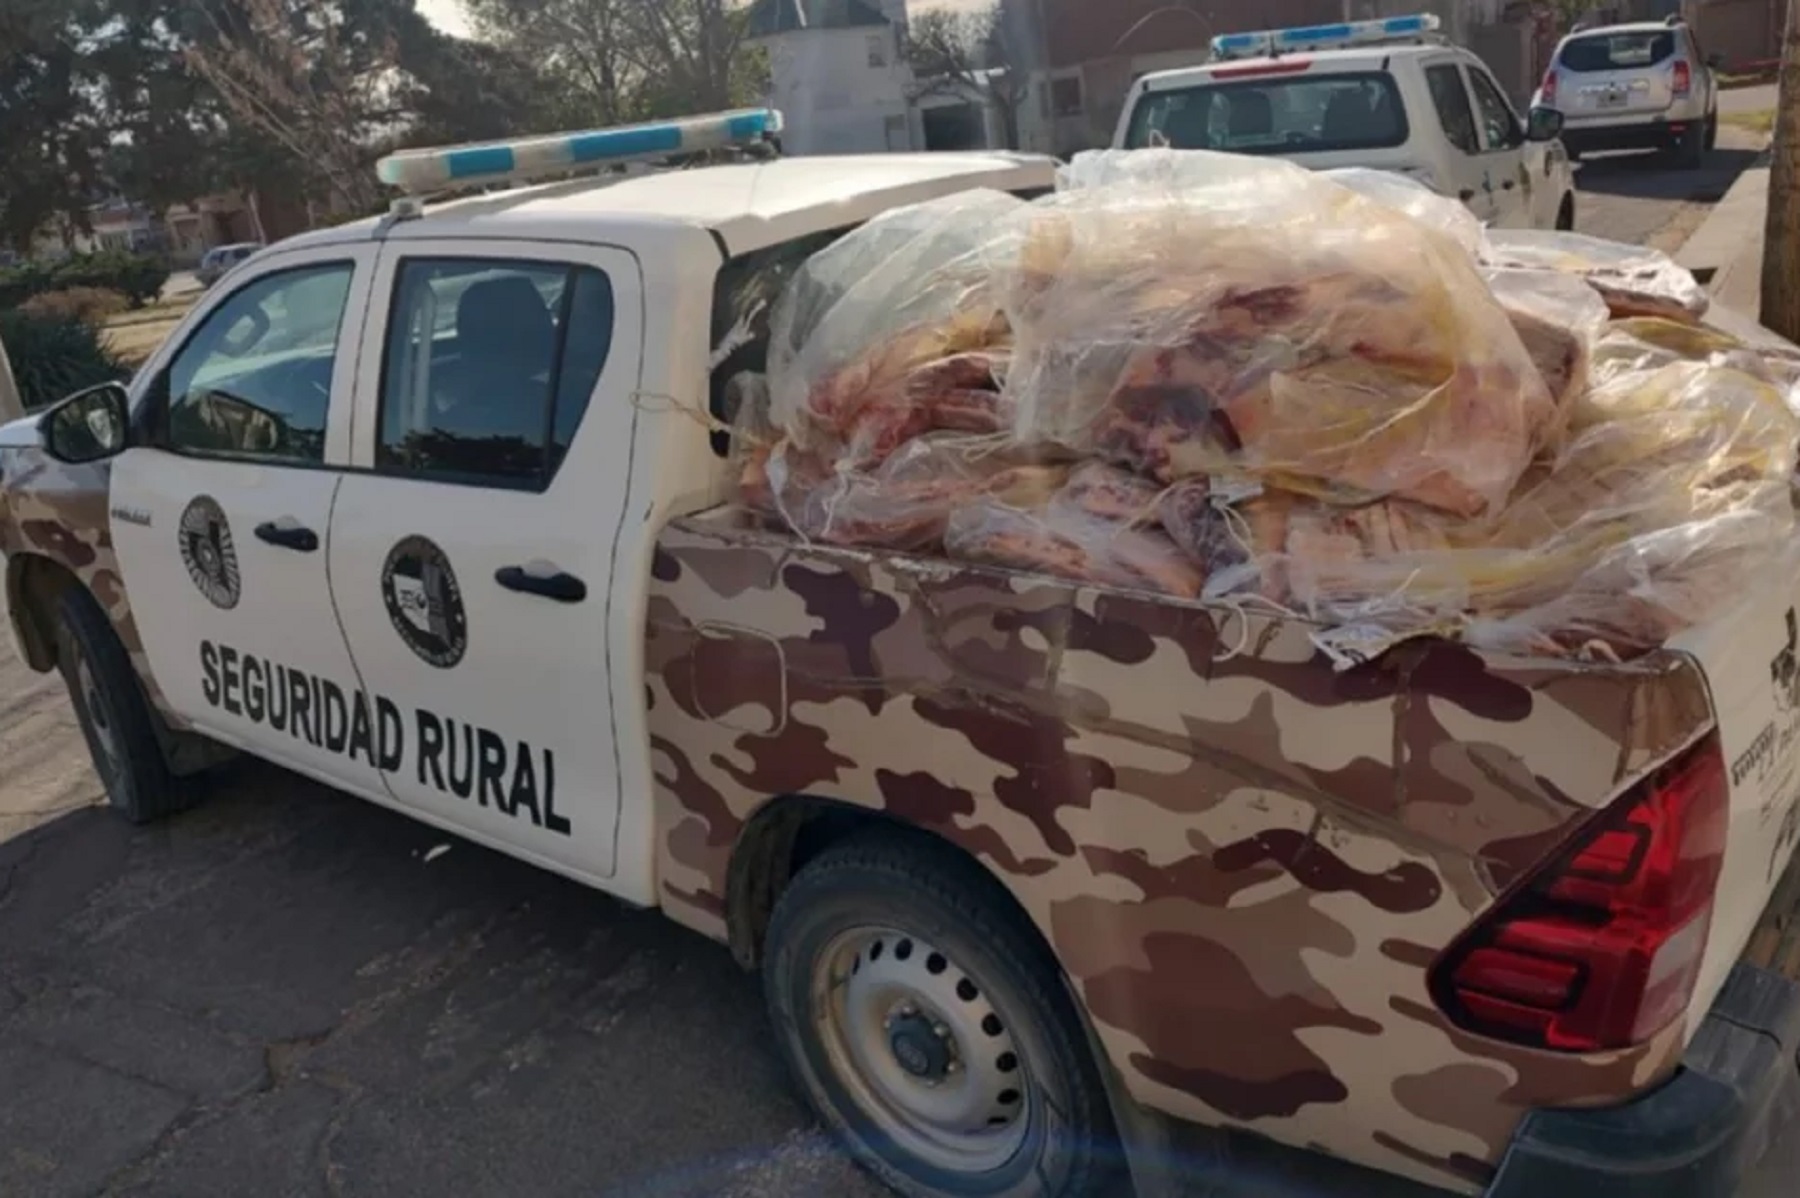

0,447,184,726
645,507,1715,1195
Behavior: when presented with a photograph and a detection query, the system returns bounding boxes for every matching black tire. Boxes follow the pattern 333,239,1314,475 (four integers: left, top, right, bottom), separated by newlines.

763,831,1120,1198
1556,194,1576,231
1705,111,1719,152
53,584,188,824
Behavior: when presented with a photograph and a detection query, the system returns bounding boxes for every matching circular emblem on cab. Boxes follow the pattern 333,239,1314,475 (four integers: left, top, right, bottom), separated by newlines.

380,535,467,669
177,495,241,611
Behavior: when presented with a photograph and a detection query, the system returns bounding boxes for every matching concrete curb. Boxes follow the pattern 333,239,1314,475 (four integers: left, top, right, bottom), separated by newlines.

1675,155,1771,286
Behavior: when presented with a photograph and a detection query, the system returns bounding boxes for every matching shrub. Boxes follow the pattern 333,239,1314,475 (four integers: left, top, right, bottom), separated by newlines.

0,250,172,311
0,309,130,413
19,287,131,327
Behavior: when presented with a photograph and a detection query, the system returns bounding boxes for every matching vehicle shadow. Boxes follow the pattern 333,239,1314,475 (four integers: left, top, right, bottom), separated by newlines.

1574,145,1762,201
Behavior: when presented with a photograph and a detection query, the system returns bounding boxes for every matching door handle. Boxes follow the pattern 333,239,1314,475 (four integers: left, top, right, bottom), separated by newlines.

254,521,319,553
1459,188,1477,201
496,564,587,604
1502,179,1516,190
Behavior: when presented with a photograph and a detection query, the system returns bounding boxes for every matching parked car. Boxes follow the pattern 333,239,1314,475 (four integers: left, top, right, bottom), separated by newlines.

1115,13,1577,231
196,241,264,288
1534,15,1722,166
3,107,1798,1198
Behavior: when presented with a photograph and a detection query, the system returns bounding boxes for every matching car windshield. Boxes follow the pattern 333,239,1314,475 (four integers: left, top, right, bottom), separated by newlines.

1561,31,1676,72
1123,72,1409,155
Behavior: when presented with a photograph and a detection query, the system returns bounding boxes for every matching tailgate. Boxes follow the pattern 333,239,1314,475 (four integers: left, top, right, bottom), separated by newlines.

1668,553,1800,1024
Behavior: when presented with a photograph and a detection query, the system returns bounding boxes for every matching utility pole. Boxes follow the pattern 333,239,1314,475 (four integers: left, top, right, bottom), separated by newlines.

1763,0,1800,339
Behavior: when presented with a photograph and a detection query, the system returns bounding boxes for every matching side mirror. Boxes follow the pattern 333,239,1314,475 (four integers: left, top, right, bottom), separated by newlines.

42,382,130,464
1526,106,1566,143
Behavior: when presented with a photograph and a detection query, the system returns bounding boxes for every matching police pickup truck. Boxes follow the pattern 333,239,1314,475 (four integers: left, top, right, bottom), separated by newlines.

1115,14,1579,233
4,111,1799,1198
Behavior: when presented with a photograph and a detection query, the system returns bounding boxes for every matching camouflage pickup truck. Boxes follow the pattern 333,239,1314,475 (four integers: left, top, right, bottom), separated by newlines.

4,113,1799,1198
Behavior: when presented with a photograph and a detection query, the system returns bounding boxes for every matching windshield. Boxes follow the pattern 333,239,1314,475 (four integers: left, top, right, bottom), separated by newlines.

1561,31,1676,72
1123,72,1409,155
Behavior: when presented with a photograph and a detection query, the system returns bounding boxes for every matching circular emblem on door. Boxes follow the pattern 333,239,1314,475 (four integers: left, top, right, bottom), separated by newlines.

381,535,467,669
177,495,241,611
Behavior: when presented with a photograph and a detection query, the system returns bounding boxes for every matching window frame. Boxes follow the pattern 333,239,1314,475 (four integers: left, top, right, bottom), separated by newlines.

1123,70,1412,155
142,257,361,468
1425,61,1482,157
370,254,617,495
1465,63,1525,154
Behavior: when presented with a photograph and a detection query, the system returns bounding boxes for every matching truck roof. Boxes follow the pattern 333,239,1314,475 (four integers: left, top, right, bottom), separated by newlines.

1135,42,1459,91
275,151,1058,259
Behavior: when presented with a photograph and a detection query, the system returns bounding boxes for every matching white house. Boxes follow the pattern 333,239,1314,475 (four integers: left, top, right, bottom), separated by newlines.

745,0,1010,155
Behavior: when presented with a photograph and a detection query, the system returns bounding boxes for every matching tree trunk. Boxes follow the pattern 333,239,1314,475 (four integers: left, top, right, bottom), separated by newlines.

1762,0,1800,338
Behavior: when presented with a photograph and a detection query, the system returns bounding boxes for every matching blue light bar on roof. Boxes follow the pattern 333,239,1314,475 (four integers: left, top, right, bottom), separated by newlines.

1211,13,1441,61
375,108,785,195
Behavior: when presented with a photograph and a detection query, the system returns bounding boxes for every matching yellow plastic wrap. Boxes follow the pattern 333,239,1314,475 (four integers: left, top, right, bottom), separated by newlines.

997,149,1552,518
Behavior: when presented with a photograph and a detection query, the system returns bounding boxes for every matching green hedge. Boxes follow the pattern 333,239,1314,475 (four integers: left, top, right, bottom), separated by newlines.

0,251,171,311
0,309,131,413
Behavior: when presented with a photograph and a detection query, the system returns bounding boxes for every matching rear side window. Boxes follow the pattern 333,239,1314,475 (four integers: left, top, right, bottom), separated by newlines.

1426,65,1480,155
378,258,615,489
1124,71,1410,155
1561,31,1676,72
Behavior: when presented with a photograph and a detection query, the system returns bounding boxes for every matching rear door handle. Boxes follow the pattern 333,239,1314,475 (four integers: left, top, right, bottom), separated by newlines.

496,564,587,604
254,521,319,553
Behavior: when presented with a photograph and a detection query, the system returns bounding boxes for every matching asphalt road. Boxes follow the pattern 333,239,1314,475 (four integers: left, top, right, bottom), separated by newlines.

0,132,1785,1198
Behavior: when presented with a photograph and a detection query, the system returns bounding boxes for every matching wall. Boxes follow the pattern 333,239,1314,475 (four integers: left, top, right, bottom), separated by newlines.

759,24,914,155
1697,0,1786,67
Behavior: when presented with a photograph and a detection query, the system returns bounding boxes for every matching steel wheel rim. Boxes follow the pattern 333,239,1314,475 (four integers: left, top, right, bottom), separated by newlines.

812,925,1033,1175
75,650,122,787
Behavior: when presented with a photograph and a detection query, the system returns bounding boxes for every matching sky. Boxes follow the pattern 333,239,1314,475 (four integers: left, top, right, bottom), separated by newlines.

416,0,985,40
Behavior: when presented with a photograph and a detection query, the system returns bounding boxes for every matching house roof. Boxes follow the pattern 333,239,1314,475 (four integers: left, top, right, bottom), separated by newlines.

275,152,1057,258
746,0,890,38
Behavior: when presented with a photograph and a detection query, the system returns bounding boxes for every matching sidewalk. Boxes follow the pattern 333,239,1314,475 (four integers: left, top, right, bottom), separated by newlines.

1675,153,1773,320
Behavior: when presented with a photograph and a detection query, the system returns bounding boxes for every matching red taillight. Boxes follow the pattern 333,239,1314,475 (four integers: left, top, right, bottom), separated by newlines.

1431,735,1728,1053
1673,60,1693,96
1542,70,1558,105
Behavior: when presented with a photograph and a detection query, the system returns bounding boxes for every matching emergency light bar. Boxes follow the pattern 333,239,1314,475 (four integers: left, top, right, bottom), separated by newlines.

1211,13,1443,61
375,108,784,196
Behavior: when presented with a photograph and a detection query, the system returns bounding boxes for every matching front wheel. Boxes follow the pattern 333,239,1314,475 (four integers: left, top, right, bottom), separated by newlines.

53,585,190,824
763,832,1121,1198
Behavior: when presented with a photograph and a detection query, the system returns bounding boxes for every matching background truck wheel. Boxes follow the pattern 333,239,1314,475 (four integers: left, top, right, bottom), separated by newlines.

763,831,1120,1198
54,585,189,824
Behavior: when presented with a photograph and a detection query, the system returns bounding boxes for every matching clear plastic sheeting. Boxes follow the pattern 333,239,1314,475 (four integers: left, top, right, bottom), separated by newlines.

1481,229,1712,324
999,149,1552,517
1319,166,1486,257
765,188,1026,466
732,147,1800,665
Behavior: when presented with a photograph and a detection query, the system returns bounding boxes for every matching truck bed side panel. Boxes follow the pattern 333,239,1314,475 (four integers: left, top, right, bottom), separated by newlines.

645,510,1713,1194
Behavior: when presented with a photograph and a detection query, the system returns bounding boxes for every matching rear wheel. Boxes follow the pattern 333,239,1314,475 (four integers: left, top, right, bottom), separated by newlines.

762,832,1120,1197
1676,121,1707,168
53,585,190,824
1556,194,1576,231
1705,111,1719,152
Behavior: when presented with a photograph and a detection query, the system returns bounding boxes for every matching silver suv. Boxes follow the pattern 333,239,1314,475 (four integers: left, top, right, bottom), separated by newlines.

1535,16,1721,167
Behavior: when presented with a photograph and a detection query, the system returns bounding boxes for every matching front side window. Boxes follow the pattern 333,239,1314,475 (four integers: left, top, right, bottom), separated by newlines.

1427,64,1480,155
1467,68,1523,151
378,258,615,488
1124,71,1409,155
162,262,354,464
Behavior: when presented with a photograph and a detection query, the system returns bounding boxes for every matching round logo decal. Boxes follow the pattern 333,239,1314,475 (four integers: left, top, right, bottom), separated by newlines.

381,536,467,669
178,495,241,610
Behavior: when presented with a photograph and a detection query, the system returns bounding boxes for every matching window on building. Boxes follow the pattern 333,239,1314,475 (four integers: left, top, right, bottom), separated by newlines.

1051,76,1084,117
378,258,615,488
1426,64,1481,155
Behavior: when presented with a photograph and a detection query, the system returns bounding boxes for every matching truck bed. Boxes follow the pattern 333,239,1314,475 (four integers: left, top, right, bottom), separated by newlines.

644,503,1773,1193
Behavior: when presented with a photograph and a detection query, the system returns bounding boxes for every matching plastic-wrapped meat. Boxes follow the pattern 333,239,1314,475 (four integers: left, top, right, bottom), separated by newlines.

1000,156,1549,517
1483,267,1609,450
1481,229,1710,324
946,496,1205,598
1060,461,1166,524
